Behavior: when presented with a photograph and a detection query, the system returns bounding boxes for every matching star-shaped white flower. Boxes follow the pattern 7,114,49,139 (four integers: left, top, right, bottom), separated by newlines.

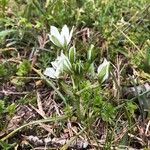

49,25,73,48
44,52,72,78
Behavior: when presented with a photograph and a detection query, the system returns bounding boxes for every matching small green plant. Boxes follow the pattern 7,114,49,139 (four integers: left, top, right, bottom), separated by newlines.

0,64,7,77
0,100,16,117
0,140,16,150
80,81,116,123
0,0,149,149
143,46,150,73
126,101,137,116
6,103,16,116
0,62,17,81
16,60,31,76
44,25,110,121
0,0,10,16
0,100,5,115
0,100,16,130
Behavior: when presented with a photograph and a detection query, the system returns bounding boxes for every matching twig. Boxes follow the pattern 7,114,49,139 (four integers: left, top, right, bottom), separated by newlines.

0,47,17,52
0,90,29,95
128,133,145,145
11,76,41,79
60,127,87,150
36,91,46,118
145,120,150,135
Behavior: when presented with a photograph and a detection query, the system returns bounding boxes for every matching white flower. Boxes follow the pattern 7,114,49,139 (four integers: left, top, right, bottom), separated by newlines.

97,58,110,83
49,25,73,48
44,52,72,78
44,67,56,79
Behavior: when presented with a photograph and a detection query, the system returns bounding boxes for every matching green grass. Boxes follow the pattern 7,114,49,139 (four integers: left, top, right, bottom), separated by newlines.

0,0,150,149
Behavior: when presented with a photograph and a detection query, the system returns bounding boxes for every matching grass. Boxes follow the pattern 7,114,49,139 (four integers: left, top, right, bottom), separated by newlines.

0,0,150,149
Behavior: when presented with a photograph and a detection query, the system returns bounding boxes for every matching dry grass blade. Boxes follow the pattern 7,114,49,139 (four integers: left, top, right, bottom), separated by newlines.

36,91,46,118
0,89,29,96
128,133,145,146
1,116,67,141
60,127,87,150
113,24,144,58
145,120,150,135
0,47,17,52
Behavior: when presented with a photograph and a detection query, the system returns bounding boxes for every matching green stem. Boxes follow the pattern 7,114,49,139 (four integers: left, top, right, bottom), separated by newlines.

76,83,99,95
32,67,67,106
75,94,82,120
71,75,76,90
72,76,82,120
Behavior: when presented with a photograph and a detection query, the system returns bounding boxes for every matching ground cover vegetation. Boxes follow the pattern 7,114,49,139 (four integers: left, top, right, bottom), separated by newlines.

0,0,150,149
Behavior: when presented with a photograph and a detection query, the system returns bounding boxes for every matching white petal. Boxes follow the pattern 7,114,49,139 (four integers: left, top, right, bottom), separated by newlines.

49,35,62,48
50,26,64,46
47,53,72,79
44,67,56,78
50,26,61,39
51,59,59,69
68,27,73,44
55,67,62,77
60,53,72,72
61,25,70,45
60,52,67,58
97,59,109,74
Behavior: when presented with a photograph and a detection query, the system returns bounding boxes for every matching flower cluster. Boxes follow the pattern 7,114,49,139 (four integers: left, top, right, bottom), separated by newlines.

44,25,110,83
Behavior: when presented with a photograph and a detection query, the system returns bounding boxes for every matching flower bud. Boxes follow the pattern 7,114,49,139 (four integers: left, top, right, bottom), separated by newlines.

87,44,95,62
69,46,76,63
97,58,110,83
